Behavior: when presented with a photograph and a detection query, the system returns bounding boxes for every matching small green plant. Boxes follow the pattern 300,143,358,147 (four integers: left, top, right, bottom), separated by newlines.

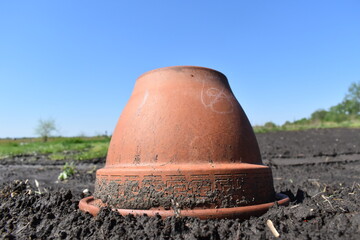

58,162,77,181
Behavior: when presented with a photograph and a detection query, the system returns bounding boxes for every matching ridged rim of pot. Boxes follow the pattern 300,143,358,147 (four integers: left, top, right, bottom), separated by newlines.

79,193,289,220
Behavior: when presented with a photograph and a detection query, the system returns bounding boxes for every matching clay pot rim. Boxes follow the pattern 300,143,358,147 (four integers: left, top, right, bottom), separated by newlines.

79,193,289,220
138,65,227,80
99,162,270,171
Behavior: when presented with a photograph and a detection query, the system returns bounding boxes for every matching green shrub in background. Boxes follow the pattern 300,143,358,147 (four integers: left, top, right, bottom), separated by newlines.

264,122,277,129
254,81,360,133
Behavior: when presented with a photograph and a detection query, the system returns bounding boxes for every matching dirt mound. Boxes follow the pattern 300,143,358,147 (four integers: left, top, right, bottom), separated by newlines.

1,180,359,239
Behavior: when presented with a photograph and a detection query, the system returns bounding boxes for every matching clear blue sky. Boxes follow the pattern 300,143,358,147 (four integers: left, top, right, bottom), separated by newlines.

1,1,359,138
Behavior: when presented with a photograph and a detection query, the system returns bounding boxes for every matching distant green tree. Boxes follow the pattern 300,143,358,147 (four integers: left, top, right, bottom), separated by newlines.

346,82,360,103
293,118,309,125
35,119,57,142
343,82,360,115
283,121,291,126
325,82,360,121
264,121,277,129
324,108,347,122
340,99,360,115
311,109,328,121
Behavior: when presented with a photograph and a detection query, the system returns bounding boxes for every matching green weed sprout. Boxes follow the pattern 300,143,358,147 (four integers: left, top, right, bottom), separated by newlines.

58,162,77,181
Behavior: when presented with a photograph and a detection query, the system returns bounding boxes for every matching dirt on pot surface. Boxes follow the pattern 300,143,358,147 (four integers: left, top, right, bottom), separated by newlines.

0,128,360,239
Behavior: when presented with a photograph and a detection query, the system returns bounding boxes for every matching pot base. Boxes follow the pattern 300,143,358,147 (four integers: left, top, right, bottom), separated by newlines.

79,193,289,220
94,163,277,210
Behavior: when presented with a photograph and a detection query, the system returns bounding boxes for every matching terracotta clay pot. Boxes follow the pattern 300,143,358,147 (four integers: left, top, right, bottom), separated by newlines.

79,66,289,219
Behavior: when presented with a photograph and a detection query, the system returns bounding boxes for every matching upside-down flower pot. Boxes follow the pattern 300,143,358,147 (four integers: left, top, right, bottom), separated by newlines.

79,66,289,219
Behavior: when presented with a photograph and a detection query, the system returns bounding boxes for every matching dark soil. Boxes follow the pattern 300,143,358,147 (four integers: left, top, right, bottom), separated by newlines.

257,128,360,159
1,128,359,239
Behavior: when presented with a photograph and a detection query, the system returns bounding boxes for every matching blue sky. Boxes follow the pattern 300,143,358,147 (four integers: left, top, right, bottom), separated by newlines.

1,1,359,138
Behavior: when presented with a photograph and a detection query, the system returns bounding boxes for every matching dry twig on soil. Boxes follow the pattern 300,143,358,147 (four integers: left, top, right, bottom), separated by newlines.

266,219,280,238
321,195,334,209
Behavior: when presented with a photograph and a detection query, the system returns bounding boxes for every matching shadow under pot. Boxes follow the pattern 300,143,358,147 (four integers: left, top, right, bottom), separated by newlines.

79,66,289,219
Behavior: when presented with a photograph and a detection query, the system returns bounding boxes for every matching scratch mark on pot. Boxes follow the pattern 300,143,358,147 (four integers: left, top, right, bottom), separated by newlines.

136,90,149,115
200,81,234,114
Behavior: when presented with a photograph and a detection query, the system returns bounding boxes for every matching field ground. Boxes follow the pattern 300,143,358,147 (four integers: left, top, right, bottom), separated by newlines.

0,128,359,239
0,136,110,162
